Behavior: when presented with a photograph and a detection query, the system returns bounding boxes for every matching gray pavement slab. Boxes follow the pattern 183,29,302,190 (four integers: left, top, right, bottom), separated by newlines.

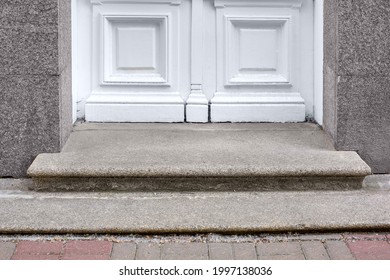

301,241,330,260
256,242,305,260
161,243,208,260
261,254,305,260
135,243,161,260
232,243,257,260
111,243,136,260
209,243,234,260
0,242,16,260
324,241,355,260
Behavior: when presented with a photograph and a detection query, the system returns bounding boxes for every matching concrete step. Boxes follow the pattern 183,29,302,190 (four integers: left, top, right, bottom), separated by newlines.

0,176,389,233
27,123,371,191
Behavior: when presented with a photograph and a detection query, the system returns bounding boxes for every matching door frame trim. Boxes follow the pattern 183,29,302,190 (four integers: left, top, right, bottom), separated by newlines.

314,0,323,125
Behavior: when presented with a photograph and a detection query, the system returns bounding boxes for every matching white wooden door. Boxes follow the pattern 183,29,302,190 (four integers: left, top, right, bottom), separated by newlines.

75,0,314,122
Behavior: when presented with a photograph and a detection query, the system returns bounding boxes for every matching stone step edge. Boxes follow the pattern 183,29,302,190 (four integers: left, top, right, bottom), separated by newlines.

27,151,372,178
29,176,366,192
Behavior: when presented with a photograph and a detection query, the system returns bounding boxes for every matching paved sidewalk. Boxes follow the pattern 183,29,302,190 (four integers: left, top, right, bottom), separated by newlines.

1,233,389,260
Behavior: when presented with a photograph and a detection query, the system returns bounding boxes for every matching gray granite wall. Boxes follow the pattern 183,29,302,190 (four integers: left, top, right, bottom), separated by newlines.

0,0,72,177
324,0,390,173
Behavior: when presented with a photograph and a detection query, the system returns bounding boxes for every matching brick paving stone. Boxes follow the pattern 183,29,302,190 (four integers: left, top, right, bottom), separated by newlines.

12,254,61,260
136,243,161,260
301,241,329,260
232,243,257,260
63,241,112,256
14,241,63,255
256,242,304,260
209,243,234,260
111,243,136,260
161,243,208,260
325,241,354,260
347,240,390,260
0,242,16,260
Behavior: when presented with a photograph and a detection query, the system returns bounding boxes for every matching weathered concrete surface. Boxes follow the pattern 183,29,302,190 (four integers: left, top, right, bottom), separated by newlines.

27,123,371,191
0,177,389,234
0,0,72,178
363,175,390,190
323,0,390,173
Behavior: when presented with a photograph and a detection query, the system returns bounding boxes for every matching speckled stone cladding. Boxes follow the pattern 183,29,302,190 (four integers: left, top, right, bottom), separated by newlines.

324,0,390,173
0,0,72,177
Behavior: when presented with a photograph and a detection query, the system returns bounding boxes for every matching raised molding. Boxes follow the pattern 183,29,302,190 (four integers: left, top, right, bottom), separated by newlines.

211,92,305,122
86,104,185,122
91,0,181,6
91,0,102,5
86,93,184,104
314,0,323,125
214,0,303,8
86,93,185,122
186,0,209,123
212,92,305,104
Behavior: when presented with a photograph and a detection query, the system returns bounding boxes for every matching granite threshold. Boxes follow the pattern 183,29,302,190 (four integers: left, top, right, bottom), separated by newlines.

27,123,371,192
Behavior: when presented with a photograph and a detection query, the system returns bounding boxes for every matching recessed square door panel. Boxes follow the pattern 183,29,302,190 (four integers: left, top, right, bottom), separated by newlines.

227,17,290,85
211,0,314,122
103,16,168,84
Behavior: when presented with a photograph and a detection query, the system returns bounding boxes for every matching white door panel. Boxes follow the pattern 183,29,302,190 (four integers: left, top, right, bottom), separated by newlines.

75,0,315,122
210,0,313,122
85,0,189,122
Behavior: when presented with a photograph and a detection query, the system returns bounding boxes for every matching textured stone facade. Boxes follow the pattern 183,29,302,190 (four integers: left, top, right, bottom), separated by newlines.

0,0,72,177
324,0,390,173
